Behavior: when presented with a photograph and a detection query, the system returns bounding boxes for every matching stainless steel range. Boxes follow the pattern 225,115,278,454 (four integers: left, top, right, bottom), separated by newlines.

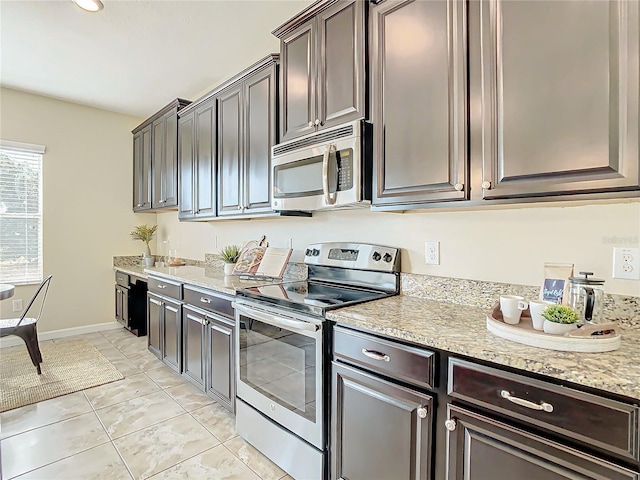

234,242,401,480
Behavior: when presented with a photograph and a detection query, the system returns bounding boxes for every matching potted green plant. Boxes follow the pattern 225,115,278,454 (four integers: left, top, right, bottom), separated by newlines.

130,224,158,266
541,304,579,334
219,244,241,275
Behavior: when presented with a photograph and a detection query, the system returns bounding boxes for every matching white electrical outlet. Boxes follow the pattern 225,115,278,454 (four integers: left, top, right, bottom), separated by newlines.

12,299,22,312
425,241,440,265
613,247,640,280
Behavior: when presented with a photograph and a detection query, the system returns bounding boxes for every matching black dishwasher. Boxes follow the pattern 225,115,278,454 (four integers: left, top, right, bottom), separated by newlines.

115,271,147,336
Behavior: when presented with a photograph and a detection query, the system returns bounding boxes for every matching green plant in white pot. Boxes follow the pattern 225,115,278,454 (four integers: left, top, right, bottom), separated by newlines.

219,244,241,275
130,224,158,266
542,304,579,334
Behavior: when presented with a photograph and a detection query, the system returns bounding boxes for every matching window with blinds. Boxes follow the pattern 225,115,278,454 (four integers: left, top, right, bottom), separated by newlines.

0,141,45,285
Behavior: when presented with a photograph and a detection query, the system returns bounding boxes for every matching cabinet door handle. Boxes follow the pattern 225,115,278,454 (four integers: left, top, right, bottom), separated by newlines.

314,119,321,126
454,183,464,191
136,203,144,208
308,121,314,128
417,407,428,419
200,297,211,304
361,348,390,362
500,390,554,413
201,318,207,326
481,180,491,189
157,285,167,289
444,419,457,431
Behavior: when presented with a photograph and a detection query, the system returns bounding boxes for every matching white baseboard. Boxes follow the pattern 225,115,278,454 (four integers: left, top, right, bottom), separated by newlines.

0,321,124,348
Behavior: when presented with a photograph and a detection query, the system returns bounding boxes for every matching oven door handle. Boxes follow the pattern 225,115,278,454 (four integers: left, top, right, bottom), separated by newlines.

235,304,320,333
322,144,337,205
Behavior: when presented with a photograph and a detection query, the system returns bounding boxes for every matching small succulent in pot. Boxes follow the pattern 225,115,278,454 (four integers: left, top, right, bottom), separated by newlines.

542,304,579,334
541,305,579,324
219,244,241,264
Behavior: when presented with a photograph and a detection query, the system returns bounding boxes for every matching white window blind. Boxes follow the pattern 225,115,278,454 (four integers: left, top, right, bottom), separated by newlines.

0,141,45,285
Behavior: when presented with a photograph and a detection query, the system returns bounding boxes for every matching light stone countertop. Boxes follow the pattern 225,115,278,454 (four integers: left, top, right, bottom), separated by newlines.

326,295,640,402
114,265,281,296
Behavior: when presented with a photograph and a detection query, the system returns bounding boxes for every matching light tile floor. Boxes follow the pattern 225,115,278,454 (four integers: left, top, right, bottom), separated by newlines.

0,328,293,480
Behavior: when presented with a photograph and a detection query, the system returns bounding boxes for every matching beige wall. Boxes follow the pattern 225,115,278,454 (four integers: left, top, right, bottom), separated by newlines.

0,87,150,332
156,201,640,297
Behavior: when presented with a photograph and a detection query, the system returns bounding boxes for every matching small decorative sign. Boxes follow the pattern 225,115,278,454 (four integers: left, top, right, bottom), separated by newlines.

540,263,574,305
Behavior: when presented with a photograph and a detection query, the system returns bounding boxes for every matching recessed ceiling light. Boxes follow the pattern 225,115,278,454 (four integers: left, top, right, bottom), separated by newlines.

72,0,104,12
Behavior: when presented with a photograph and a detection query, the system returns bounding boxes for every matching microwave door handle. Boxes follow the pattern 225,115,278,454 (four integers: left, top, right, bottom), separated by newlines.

322,144,337,205
234,303,319,333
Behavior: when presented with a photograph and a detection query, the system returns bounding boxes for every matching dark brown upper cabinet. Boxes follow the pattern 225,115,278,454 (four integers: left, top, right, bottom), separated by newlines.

370,0,468,209
217,57,278,217
471,0,640,201
178,98,217,221
273,0,366,142
133,124,152,212
132,99,190,212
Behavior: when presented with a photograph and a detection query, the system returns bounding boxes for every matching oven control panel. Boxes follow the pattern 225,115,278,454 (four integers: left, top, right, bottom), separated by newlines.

304,242,400,272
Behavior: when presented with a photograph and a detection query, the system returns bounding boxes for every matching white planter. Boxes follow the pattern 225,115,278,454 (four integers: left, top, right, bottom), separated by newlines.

543,320,578,335
224,263,236,275
143,255,155,267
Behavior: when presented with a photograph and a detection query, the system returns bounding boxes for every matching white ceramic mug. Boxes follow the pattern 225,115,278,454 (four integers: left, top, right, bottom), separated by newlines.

529,300,556,330
500,295,529,325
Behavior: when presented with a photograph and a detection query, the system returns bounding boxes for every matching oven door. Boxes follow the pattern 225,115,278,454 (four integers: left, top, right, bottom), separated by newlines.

235,302,324,449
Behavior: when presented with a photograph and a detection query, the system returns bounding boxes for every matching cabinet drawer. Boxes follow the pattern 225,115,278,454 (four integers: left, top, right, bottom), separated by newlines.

115,271,129,287
183,286,234,318
333,326,435,389
148,276,182,300
448,358,640,460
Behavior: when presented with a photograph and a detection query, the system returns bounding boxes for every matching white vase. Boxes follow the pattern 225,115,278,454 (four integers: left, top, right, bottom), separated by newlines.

543,320,578,335
143,255,155,267
224,263,236,275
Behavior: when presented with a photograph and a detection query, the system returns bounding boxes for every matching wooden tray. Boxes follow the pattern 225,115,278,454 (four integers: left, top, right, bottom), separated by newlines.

486,304,621,353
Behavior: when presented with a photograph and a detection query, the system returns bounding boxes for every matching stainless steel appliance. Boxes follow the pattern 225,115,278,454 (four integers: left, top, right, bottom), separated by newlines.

234,242,401,480
271,120,372,212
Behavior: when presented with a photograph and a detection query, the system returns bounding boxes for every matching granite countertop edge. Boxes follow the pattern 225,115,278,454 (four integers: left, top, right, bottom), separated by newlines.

326,296,640,403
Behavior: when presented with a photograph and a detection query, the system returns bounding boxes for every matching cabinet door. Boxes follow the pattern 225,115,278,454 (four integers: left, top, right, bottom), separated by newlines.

162,109,179,208
133,124,152,211
115,286,124,326
217,86,244,216
207,315,235,413
182,306,206,388
331,362,433,480
280,20,316,142
151,115,165,208
244,65,276,214
371,0,468,208
474,0,640,199
317,0,365,130
446,405,639,480
162,298,182,373
195,101,216,218
178,113,196,220
147,293,162,359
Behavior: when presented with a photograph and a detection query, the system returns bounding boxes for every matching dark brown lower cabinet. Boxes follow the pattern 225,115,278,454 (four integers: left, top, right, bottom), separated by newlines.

161,297,182,373
182,306,206,388
181,303,235,413
115,285,128,328
206,315,235,412
331,361,433,480
445,405,639,480
147,294,162,359
146,291,182,372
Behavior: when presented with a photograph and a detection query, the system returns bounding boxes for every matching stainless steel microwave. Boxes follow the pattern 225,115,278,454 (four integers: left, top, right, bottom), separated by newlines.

271,120,372,212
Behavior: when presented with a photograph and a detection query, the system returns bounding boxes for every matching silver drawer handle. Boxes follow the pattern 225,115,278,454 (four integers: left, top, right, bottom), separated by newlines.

157,285,167,289
361,348,390,362
500,390,554,413
200,297,211,304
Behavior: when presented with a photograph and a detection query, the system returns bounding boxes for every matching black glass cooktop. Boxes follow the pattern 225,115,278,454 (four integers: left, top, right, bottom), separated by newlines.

237,280,391,317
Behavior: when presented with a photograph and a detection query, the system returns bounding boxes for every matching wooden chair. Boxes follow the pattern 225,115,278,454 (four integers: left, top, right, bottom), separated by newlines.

0,275,53,374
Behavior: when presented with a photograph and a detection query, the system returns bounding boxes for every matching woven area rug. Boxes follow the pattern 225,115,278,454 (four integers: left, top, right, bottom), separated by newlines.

0,338,123,412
